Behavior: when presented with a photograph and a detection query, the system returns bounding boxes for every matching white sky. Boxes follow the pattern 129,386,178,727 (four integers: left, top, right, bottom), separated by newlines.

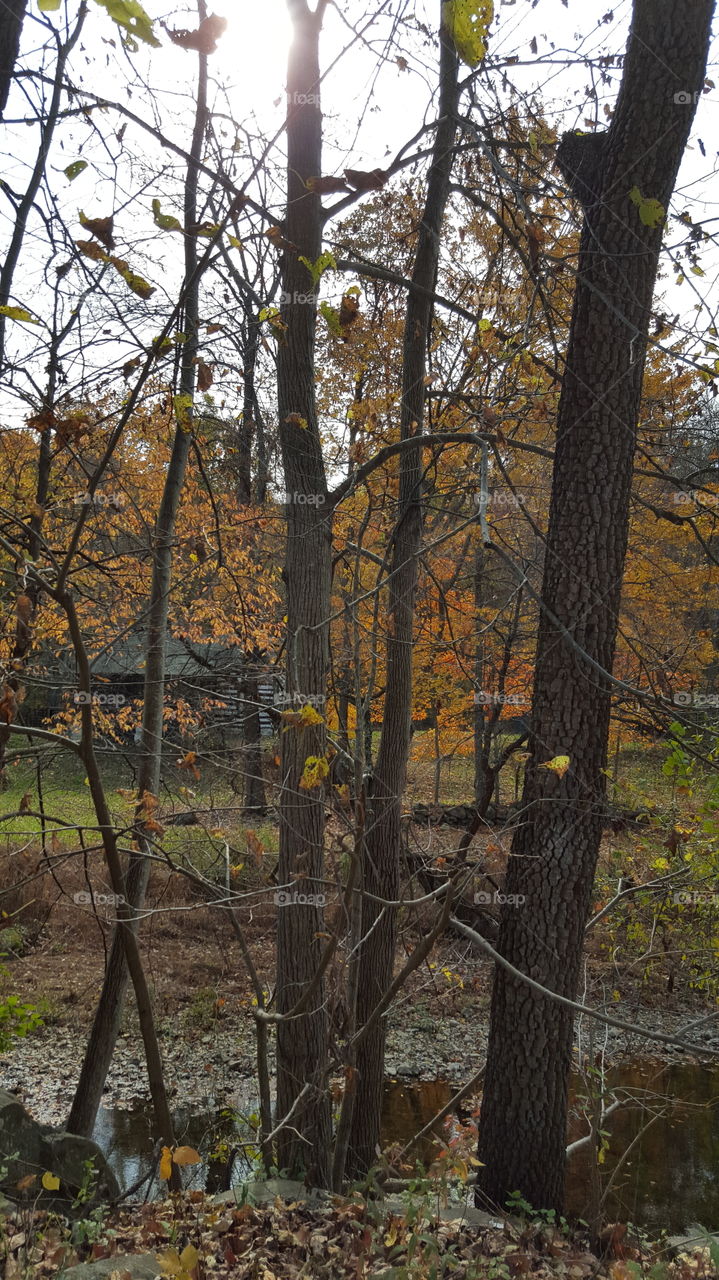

1,0,717,424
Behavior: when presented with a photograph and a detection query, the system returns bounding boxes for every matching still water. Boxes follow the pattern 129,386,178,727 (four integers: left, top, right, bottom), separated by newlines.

92,1061,718,1234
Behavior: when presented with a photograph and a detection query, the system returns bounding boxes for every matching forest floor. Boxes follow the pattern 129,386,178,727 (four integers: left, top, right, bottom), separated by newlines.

1,741,718,1123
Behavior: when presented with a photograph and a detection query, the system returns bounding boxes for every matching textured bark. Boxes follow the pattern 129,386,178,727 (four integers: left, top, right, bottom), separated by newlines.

346,5,459,1178
0,0,26,119
476,0,713,1214
274,0,333,1185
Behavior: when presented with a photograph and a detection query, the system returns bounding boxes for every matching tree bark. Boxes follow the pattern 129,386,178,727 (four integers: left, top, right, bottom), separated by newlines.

274,0,333,1185
0,0,26,119
476,0,713,1214
346,4,459,1178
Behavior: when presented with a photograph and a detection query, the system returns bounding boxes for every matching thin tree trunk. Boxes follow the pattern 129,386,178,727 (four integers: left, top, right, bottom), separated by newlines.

62,594,178,1178
476,0,713,1213
274,0,333,1185
347,6,459,1177
67,4,208,1138
241,669,267,814
0,0,26,119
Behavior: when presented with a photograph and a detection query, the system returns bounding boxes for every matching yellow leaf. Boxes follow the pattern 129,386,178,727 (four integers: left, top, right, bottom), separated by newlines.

0,304,39,324
159,1145,173,1181
299,755,330,790
299,703,324,726
442,0,493,67
179,1244,199,1271
41,1171,60,1191
157,1247,183,1276
539,755,570,778
628,186,665,229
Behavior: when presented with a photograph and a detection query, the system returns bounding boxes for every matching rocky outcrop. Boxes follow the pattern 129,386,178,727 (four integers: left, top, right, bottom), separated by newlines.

0,1089,119,1205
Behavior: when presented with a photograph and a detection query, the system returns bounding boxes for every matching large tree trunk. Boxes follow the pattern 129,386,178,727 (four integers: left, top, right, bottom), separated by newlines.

476,0,713,1214
0,0,26,119
346,4,459,1178
67,6,208,1138
274,0,333,1185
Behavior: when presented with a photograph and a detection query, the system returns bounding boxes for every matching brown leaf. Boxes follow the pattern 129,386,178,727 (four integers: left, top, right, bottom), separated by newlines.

76,239,108,262
339,293,359,338
0,684,17,725
343,167,387,191
27,407,55,432
166,14,228,54
16,594,33,625
246,829,265,864
264,225,299,252
79,214,115,250
197,360,213,391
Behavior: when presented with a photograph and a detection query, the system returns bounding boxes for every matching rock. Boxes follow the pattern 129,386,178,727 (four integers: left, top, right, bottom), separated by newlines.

667,1224,719,1257
57,1255,160,1279
214,1177,331,1207
0,1089,119,1205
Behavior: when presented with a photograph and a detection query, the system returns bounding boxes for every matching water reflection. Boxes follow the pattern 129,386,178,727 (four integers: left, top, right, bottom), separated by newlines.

92,1061,718,1232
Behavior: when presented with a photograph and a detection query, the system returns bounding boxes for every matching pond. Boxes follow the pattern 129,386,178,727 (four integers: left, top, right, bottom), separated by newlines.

92,1060,719,1235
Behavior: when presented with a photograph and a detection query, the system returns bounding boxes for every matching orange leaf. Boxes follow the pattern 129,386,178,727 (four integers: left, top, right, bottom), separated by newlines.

173,1145,202,1166
159,1146,173,1181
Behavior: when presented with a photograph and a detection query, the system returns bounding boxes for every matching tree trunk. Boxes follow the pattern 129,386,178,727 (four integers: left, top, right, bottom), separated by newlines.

476,0,713,1214
241,668,267,814
0,0,26,119
274,0,333,1185
346,4,458,1178
67,5,208,1138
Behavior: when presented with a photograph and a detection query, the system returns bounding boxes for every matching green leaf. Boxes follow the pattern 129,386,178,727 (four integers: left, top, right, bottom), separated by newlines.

319,301,342,338
442,0,493,67
0,305,39,324
152,198,182,233
64,160,88,181
298,249,337,288
92,0,160,47
38,0,62,12
173,393,193,432
628,185,665,228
